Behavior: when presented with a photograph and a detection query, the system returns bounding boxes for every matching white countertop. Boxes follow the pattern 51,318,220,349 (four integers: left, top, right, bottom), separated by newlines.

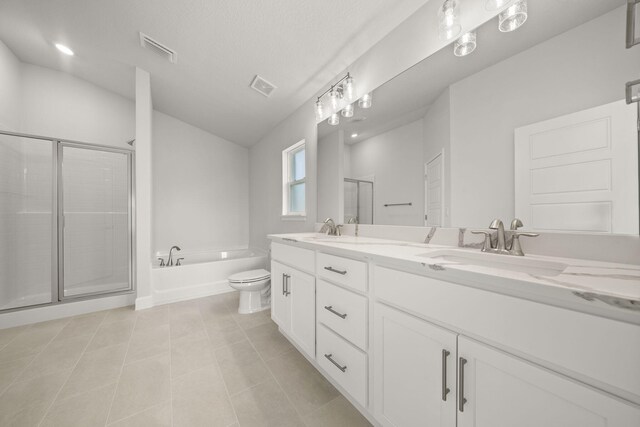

268,233,640,322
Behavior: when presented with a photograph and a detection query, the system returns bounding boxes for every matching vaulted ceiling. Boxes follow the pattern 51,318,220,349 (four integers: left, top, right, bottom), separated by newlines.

0,0,429,146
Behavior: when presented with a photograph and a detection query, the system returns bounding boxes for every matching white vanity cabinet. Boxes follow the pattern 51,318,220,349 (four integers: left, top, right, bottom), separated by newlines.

270,244,316,359
374,303,457,427
457,337,640,427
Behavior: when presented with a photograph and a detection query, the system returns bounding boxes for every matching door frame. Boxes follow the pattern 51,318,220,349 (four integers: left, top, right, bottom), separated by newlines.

424,149,445,227
0,129,135,312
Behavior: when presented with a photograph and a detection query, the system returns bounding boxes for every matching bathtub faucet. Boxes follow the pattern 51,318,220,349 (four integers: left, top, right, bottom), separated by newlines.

167,245,181,266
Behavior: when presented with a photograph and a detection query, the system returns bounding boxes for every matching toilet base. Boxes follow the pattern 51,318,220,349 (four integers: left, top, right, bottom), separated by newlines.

237,290,270,314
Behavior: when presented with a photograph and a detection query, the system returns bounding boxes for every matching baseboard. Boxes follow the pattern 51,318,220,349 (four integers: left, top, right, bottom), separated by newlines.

138,280,235,310
0,293,136,329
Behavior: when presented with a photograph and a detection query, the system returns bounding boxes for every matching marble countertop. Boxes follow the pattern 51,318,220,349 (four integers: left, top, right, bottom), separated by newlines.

268,233,640,321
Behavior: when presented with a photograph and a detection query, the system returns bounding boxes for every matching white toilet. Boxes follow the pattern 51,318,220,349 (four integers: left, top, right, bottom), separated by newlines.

228,269,271,314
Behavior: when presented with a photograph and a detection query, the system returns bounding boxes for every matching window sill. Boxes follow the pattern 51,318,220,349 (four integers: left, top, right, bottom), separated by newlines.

281,215,307,222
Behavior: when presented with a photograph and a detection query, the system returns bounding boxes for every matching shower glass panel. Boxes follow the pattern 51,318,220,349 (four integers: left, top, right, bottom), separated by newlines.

344,178,374,224
60,144,131,298
0,133,54,310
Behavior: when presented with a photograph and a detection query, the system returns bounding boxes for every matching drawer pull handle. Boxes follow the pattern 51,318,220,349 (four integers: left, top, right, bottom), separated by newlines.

324,266,347,275
285,274,291,296
459,357,467,412
442,349,450,401
324,305,347,319
324,353,347,372
281,273,286,296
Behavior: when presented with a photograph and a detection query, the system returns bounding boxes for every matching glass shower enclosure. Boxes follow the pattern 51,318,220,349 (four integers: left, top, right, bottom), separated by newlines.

344,178,374,225
0,131,133,311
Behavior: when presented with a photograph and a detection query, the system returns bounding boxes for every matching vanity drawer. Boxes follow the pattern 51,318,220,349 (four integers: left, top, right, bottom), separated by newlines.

374,265,640,404
271,242,315,274
317,280,367,350
317,324,367,407
317,252,367,292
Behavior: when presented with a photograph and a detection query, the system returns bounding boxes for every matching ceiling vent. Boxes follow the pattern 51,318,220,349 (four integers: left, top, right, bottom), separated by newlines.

250,75,277,97
139,32,177,64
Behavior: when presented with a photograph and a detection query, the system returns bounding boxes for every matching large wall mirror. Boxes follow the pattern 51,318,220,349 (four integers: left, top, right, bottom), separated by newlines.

317,0,640,235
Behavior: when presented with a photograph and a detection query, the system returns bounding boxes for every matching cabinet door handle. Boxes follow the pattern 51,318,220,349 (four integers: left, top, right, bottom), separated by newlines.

282,273,286,296
324,266,347,275
285,274,291,296
458,357,467,412
442,349,450,401
324,353,347,372
324,305,347,319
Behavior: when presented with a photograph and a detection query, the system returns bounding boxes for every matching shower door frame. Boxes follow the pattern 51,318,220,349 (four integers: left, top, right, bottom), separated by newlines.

0,130,135,311
344,177,374,224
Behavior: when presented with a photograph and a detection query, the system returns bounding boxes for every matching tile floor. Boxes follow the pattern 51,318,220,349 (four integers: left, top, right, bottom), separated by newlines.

0,292,372,426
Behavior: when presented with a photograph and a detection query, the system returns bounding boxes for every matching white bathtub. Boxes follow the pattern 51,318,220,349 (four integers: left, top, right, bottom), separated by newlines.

150,248,268,306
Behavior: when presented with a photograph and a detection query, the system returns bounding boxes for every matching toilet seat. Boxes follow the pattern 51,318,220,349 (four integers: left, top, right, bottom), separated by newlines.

228,269,270,284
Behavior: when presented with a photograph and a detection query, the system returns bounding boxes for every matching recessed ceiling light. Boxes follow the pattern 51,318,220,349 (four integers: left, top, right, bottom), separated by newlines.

351,133,358,138
55,43,74,56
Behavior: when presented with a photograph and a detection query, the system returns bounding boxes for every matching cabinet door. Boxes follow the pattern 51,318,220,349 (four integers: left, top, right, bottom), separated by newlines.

374,303,457,427
457,337,640,427
289,269,316,358
270,261,290,331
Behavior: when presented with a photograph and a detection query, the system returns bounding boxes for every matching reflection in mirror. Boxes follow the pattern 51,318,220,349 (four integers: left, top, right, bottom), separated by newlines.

318,0,640,234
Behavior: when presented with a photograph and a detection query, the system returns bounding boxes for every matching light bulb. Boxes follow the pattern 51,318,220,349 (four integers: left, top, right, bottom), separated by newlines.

329,87,341,112
328,113,340,126
499,0,527,32
454,32,477,57
438,0,461,41
341,103,354,118
315,99,324,121
358,93,372,109
351,133,358,138
343,76,355,101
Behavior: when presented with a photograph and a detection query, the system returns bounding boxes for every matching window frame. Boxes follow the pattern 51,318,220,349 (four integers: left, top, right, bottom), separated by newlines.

282,139,306,219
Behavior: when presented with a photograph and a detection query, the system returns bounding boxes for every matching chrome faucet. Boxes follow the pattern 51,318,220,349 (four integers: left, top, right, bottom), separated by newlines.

319,218,342,236
472,219,538,256
167,245,181,266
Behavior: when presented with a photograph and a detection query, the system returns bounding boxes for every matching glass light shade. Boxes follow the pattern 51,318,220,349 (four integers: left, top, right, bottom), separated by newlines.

328,113,340,126
341,103,354,118
454,32,477,57
343,76,355,101
485,0,512,11
358,93,372,109
499,0,527,32
315,99,324,121
438,0,461,41
329,88,342,112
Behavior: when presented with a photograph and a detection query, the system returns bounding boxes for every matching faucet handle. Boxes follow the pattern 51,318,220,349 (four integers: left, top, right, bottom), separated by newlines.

176,258,184,266
471,230,493,252
158,258,165,267
336,225,343,236
509,232,539,256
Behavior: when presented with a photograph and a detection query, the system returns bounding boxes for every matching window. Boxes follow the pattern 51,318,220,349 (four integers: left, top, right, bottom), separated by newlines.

282,139,306,218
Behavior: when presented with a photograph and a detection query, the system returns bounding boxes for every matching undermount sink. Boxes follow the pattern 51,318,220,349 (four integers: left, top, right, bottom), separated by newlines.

418,249,568,277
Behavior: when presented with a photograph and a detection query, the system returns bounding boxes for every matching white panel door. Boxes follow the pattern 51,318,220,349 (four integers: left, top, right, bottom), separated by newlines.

270,261,290,331
289,268,316,358
515,99,638,233
457,337,640,427
374,303,457,427
425,152,444,226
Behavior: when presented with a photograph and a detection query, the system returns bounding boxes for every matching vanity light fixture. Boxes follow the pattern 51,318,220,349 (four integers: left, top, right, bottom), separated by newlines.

351,133,358,138
328,113,340,126
341,103,354,118
438,0,462,41
454,31,477,57
314,72,356,121
358,93,372,109
498,0,528,32
55,43,74,56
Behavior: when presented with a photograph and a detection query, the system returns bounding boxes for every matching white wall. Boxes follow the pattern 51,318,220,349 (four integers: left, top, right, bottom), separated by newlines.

347,119,424,226
19,63,134,148
153,110,249,254
449,6,640,228
423,87,451,226
0,40,21,130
